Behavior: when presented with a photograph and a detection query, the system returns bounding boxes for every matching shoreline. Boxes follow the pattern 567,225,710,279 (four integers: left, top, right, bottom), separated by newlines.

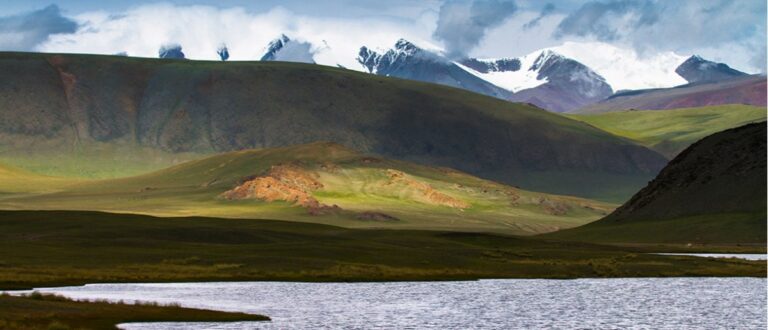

0,292,269,330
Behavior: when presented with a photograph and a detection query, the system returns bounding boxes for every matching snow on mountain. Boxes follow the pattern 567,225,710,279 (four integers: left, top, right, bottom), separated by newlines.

159,44,185,59
356,39,511,99
260,34,315,64
456,54,547,92
546,42,688,91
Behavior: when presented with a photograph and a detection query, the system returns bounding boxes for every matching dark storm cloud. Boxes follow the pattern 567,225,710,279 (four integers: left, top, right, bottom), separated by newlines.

433,0,517,59
553,0,658,41
523,3,555,30
0,5,78,51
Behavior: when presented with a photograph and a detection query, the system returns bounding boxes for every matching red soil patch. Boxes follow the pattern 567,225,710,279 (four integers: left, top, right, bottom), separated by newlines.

537,196,571,216
222,164,339,214
384,169,469,208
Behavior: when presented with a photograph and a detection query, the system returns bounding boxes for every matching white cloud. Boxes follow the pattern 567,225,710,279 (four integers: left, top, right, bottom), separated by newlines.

548,41,687,91
38,3,435,70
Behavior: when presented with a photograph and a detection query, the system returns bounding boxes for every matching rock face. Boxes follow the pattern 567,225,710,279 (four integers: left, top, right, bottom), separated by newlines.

357,39,511,99
159,44,185,59
605,122,766,221
675,55,746,84
459,58,521,73
506,51,613,112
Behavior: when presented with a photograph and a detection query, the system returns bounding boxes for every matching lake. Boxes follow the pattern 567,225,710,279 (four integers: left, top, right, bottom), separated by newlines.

656,253,767,260
20,278,767,329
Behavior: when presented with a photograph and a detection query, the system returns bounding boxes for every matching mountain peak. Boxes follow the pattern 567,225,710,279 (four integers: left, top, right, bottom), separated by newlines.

675,55,746,83
158,44,185,59
217,44,229,61
260,34,315,64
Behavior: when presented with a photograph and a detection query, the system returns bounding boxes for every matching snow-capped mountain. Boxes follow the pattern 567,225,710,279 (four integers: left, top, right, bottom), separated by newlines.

260,34,315,63
159,44,185,59
506,50,613,112
675,55,746,84
357,39,511,99
247,36,753,113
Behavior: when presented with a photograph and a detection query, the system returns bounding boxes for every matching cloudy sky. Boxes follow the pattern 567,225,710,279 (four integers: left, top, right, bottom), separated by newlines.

0,0,765,77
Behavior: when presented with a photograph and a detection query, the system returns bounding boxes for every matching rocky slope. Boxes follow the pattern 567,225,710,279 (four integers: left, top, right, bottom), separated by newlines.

675,55,746,83
576,75,767,113
546,122,767,244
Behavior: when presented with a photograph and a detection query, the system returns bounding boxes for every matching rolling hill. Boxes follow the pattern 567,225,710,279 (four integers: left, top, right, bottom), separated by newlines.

0,163,76,194
0,52,667,201
0,142,615,235
576,75,766,113
546,123,767,245
568,104,766,158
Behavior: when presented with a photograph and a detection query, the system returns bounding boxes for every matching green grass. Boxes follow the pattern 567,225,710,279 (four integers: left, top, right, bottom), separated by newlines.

0,164,78,194
0,292,268,330
0,210,763,291
0,143,615,235
543,213,766,247
568,104,766,158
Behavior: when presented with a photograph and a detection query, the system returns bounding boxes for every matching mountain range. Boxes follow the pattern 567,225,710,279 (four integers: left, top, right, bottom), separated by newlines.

0,52,667,202
235,35,762,112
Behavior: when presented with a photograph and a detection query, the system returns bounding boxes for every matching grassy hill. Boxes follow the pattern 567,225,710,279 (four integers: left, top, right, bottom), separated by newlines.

0,210,762,291
0,143,615,235
568,104,766,158
576,75,766,113
0,164,77,194
545,123,766,245
0,52,666,201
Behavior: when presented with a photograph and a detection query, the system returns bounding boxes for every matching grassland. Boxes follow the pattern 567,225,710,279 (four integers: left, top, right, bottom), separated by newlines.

543,212,766,248
0,143,615,235
568,104,766,157
0,292,268,330
0,210,763,291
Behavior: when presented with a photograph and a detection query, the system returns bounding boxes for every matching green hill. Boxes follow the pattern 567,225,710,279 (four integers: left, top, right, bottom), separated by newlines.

0,164,76,194
568,104,766,158
545,123,767,245
0,142,615,235
0,52,666,201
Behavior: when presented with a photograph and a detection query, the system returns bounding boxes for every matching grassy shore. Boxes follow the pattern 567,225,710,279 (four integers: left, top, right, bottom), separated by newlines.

0,292,268,330
0,210,763,291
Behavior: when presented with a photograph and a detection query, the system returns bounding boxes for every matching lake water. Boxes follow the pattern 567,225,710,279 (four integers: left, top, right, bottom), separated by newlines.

656,253,767,260
21,278,767,329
